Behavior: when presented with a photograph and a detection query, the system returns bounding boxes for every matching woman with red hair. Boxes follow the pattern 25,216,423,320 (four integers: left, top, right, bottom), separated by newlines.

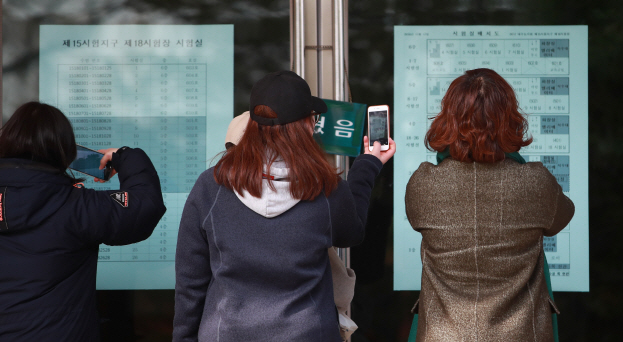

173,70,395,342
405,68,574,341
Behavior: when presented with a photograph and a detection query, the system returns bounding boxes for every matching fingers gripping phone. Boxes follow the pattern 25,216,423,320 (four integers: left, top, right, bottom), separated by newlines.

69,145,112,180
367,105,390,151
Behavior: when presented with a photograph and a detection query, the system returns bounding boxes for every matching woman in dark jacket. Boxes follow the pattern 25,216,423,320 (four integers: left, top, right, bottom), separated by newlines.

405,68,574,341
173,71,396,341
0,102,166,341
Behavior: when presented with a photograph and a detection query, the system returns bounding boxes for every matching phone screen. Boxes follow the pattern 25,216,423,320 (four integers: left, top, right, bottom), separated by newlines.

369,110,389,145
69,145,106,179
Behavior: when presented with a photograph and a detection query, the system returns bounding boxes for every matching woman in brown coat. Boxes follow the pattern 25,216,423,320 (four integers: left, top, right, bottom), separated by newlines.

405,68,574,341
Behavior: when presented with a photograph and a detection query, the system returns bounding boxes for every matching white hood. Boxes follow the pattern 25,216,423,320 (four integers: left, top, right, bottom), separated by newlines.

234,160,300,218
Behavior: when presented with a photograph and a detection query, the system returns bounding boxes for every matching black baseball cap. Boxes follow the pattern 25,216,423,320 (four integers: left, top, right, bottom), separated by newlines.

249,70,327,126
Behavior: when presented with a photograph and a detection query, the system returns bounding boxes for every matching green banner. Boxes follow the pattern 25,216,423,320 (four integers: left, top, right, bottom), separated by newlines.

314,99,367,157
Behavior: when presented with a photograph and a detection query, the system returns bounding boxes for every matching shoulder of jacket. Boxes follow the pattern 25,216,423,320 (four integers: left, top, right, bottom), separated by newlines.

520,161,554,177
413,160,457,176
184,168,223,212
191,167,218,189
508,161,559,190
415,161,437,173
407,162,436,187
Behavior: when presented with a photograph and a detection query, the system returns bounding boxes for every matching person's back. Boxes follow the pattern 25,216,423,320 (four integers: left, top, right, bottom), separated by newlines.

173,71,396,342
0,102,166,341
0,161,104,340
178,162,360,340
406,159,573,341
404,69,574,341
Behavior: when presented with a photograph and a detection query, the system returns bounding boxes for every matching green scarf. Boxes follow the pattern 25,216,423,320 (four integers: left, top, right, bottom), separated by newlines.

408,150,559,342
435,149,526,165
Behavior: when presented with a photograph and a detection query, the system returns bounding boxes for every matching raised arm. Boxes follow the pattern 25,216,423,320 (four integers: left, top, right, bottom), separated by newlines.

72,147,166,245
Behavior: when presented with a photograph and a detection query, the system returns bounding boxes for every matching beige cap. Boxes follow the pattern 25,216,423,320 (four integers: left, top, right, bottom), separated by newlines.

225,111,250,147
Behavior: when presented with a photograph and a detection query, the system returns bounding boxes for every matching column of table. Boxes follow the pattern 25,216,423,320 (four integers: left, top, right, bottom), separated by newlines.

58,63,123,116
526,154,571,272
136,116,207,193
150,57,180,117
149,116,180,194
122,58,151,117
62,57,208,262
147,193,187,261
179,58,207,117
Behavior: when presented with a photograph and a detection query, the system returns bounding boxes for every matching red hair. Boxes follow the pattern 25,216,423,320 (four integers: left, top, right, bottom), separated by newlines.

214,105,338,200
425,68,532,163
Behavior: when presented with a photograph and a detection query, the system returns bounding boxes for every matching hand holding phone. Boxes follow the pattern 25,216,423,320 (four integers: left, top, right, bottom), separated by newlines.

94,148,120,183
367,105,390,151
363,136,396,165
68,145,113,181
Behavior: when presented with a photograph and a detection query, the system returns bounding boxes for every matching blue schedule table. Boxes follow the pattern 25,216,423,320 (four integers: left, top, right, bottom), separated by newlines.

40,25,233,289
69,116,206,263
61,57,209,264
393,26,588,292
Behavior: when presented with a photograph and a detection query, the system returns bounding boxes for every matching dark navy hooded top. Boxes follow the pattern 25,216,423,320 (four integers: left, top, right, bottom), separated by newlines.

0,148,166,341
173,154,383,342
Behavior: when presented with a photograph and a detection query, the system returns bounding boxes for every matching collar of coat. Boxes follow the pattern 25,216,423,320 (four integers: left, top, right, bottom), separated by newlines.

436,148,526,165
0,158,61,173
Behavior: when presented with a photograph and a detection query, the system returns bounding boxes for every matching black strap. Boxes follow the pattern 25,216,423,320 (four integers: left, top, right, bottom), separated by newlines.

249,110,281,126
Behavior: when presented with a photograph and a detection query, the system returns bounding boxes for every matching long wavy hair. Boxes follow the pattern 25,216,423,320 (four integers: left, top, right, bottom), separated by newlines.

214,105,338,200
0,101,79,181
425,68,532,163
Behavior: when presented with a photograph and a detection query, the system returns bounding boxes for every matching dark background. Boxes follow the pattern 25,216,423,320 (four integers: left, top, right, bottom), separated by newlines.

3,0,622,340
348,1,623,341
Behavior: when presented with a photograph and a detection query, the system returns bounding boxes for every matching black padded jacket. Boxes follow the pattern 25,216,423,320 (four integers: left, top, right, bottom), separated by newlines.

0,148,166,341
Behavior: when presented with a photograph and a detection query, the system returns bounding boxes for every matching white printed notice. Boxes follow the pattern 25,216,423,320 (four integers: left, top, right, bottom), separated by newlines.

393,26,588,292
40,25,233,289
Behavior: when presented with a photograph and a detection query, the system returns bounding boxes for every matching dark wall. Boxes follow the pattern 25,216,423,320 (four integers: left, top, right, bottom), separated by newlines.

348,1,623,341
2,0,290,121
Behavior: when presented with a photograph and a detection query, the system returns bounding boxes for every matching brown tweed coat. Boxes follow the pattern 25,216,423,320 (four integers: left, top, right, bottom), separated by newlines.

405,159,574,342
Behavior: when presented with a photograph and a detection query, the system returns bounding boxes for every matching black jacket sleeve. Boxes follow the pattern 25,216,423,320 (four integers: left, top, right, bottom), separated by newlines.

72,148,167,245
329,154,383,247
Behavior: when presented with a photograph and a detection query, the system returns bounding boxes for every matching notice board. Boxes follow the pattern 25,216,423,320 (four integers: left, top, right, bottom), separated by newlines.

40,25,233,289
393,26,588,292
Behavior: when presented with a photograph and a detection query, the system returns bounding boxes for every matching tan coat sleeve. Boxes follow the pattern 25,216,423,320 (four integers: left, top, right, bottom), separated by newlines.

405,162,435,232
546,186,575,236
405,172,419,231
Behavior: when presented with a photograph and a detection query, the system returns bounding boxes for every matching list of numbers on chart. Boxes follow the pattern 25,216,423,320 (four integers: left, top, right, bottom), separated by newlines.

40,24,233,289
394,26,588,291
58,56,208,262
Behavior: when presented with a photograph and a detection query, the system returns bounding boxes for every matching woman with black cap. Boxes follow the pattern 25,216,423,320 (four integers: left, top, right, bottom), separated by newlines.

173,70,395,341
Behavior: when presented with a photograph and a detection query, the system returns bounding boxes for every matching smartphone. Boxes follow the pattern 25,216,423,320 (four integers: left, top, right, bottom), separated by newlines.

367,105,390,151
69,145,112,180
